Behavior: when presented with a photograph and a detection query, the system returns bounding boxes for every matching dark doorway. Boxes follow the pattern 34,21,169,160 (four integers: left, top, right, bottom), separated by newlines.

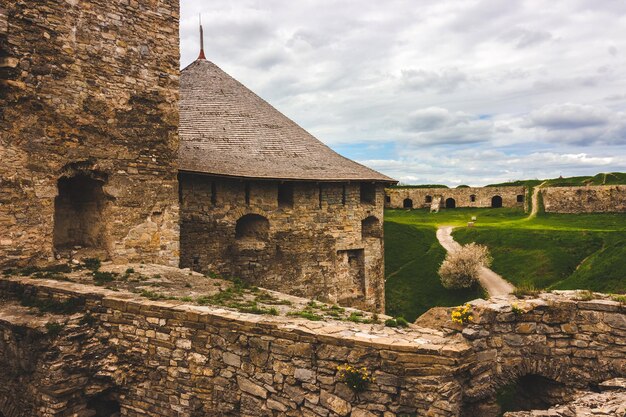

86,390,121,417
517,194,524,203
403,198,413,209
53,174,110,251
470,194,476,202
445,198,456,208
491,195,503,208
496,375,570,414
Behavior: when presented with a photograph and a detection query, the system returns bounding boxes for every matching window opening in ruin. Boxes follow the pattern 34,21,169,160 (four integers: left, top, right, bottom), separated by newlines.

318,184,323,209
235,214,269,241
53,173,110,251
278,183,294,208
336,249,365,300
494,375,570,415
342,184,347,205
211,181,217,206
517,194,524,203
470,194,476,202
445,197,456,208
491,195,503,208
360,182,376,204
86,390,121,417
425,195,432,203
403,198,413,209
244,182,251,206
362,216,381,239
385,195,391,203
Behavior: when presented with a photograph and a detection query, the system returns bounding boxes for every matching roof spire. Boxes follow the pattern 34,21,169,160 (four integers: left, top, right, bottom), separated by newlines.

198,14,206,60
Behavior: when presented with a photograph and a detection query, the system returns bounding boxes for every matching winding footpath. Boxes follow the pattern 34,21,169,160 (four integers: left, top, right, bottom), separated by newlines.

528,181,547,218
436,226,515,297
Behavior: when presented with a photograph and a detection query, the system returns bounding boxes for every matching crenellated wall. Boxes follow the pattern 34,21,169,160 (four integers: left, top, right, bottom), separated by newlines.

180,175,386,312
0,276,624,417
385,187,526,210
540,185,626,213
0,0,180,267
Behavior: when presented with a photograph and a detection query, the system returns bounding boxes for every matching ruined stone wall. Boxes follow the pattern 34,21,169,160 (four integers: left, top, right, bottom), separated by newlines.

1,277,625,417
0,277,624,417
0,276,469,417
385,187,526,210
179,175,386,312
0,0,180,267
459,294,626,414
541,185,626,213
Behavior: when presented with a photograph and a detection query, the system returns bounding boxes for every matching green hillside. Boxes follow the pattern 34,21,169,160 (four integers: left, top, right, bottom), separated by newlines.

486,172,626,188
384,207,626,320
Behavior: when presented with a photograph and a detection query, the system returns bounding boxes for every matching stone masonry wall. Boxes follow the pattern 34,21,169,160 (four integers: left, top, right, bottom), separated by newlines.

541,185,626,213
0,277,624,417
385,187,526,210
180,175,386,313
0,277,626,417
459,294,626,415
0,0,180,267
0,276,469,417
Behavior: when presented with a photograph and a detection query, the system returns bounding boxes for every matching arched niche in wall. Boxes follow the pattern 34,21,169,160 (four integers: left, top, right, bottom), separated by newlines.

235,214,270,241
445,197,456,208
403,198,413,209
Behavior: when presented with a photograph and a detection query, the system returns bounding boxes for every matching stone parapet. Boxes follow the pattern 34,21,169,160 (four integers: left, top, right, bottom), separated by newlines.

541,185,626,213
0,276,624,416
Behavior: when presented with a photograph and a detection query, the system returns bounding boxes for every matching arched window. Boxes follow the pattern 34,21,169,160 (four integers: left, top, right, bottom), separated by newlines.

445,197,456,208
425,195,432,203
361,216,381,239
403,198,413,209
517,194,524,203
491,195,503,208
470,194,476,202
235,214,269,240
53,173,110,251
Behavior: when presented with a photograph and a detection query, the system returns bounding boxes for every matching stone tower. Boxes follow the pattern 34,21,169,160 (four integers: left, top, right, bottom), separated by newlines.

177,57,396,312
0,0,180,266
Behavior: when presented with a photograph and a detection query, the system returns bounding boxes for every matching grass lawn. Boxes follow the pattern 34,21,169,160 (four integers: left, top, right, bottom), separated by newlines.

384,221,483,322
384,207,626,319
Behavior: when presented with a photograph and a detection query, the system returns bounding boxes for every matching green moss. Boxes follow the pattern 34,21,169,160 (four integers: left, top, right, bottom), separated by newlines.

287,310,324,321
82,258,101,271
45,322,65,336
93,271,117,286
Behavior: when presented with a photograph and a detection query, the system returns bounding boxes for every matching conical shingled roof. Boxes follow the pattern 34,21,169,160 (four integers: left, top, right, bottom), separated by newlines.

179,59,396,183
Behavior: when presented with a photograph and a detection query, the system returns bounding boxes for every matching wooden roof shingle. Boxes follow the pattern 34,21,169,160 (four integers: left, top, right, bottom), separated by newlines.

179,59,396,183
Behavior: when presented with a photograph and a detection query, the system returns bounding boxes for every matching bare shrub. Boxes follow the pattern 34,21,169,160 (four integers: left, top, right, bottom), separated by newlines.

438,243,492,289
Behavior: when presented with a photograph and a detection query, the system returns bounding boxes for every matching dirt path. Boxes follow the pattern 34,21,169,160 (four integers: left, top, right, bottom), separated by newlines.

436,226,515,297
529,181,547,218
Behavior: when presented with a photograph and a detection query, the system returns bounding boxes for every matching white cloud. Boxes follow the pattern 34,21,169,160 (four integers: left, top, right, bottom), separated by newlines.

180,0,626,185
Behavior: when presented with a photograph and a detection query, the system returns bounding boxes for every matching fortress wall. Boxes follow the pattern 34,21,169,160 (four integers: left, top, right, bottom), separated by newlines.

179,175,386,313
0,277,469,417
385,187,526,209
0,277,624,417
0,0,180,267
541,185,626,213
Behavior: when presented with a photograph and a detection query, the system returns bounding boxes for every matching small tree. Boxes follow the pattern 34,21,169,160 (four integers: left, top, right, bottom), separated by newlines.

438,243,492,289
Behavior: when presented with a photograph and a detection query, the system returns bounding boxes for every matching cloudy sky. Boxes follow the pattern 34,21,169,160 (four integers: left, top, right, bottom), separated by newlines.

180,0,626,186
